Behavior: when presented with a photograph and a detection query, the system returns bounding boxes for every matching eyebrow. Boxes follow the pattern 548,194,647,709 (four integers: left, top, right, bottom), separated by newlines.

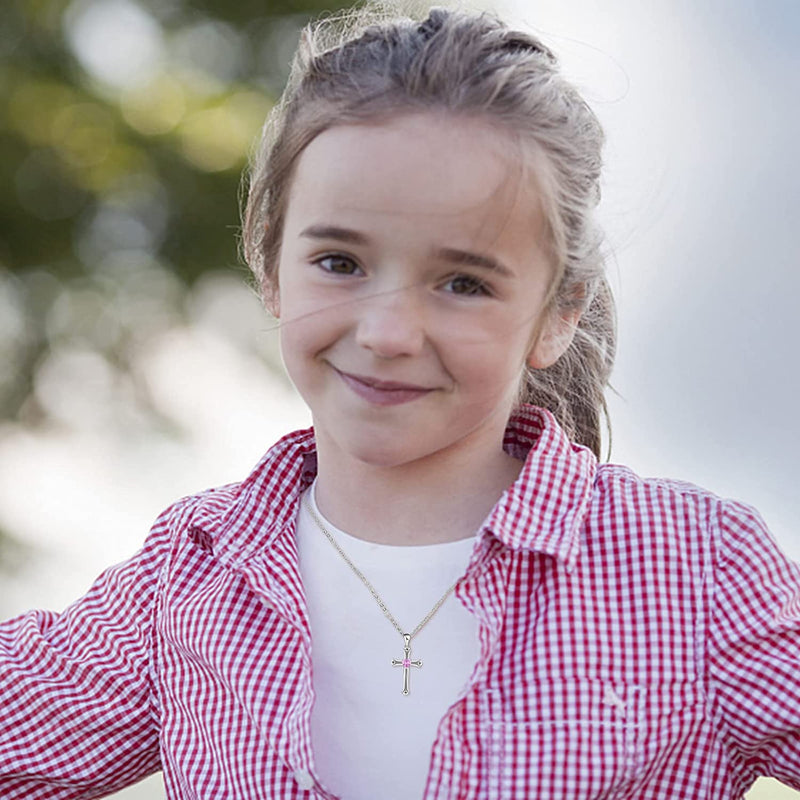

299,224,514,278
299,224,369,245
434,247,515,278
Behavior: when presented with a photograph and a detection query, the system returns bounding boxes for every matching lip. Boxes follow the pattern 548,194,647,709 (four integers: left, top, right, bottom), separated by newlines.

334,368,434,406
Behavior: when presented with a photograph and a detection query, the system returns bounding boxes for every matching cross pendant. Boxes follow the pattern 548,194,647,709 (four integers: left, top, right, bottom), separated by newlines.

391,634,422,696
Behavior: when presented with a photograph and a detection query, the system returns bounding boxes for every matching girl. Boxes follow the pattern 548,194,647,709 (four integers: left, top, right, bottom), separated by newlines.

2,5,799,799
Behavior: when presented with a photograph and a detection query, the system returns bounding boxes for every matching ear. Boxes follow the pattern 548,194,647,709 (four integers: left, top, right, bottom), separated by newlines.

261,222,280,318
527,307,581,369
264,284,280,318
262,270,280,318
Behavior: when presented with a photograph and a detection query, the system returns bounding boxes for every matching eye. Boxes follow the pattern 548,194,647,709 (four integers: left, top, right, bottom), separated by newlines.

314,254,362,275
441,273,491,297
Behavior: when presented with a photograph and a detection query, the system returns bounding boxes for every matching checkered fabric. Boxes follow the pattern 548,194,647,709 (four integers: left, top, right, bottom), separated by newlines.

1,405,799,799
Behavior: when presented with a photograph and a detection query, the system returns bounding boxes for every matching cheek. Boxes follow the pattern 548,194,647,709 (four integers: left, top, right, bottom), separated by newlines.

278,300,346,365
445,334,529,398
278,320,325,400
450,313,535,373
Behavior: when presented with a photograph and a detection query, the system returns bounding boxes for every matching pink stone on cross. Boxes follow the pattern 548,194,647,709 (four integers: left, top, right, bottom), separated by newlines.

392,634,422,696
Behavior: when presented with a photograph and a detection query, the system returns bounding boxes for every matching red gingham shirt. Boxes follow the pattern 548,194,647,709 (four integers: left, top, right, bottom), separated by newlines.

2,405,800,799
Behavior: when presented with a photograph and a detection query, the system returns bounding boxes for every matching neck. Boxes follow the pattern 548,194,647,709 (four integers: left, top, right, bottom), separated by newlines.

312,432,523,546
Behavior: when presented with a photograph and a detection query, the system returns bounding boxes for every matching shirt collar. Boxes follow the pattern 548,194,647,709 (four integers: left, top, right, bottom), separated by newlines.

484,405,597,572
185,427,318,566
187,405,596,571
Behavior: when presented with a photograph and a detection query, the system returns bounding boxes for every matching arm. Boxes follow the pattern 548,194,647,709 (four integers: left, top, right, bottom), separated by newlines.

0,501,182,799
709,500,800,791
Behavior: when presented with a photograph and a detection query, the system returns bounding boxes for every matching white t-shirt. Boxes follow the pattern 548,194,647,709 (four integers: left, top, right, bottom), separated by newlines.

296,484,480,800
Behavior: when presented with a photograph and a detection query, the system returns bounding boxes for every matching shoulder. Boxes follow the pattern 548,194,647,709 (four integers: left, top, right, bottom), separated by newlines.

586,462,772,566
592,461,763,524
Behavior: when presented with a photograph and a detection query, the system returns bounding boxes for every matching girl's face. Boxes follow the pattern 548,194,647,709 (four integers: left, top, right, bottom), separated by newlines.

273,112,575,471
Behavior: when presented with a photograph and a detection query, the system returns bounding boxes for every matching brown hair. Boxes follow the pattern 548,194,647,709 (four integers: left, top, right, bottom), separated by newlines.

242,4,616,457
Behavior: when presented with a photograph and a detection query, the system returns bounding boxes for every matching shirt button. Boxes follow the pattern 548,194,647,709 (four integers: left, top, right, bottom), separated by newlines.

293,769,315,790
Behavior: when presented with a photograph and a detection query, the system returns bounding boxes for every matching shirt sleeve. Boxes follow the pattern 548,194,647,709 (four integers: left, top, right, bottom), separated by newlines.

0,500,183,799
709,499,800,791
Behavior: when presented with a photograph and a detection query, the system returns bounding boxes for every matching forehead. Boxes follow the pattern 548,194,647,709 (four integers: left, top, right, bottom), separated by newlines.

283,112,544,239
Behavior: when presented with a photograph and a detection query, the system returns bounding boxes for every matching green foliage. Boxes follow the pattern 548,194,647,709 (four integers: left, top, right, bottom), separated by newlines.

0,0,348,423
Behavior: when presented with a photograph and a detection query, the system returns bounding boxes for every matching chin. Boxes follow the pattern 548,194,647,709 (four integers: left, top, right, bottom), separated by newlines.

336,429,430,470
348,444,416,470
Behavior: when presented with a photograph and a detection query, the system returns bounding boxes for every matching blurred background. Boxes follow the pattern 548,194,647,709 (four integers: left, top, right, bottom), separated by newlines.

0,0,797,797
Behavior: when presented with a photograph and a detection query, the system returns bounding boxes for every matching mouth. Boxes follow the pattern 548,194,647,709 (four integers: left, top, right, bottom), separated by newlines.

334,368,434,406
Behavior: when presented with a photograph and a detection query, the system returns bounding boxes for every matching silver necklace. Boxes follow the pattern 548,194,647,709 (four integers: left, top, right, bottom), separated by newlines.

303,492,461,696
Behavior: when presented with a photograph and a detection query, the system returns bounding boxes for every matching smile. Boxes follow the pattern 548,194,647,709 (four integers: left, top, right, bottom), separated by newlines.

334,369,434,407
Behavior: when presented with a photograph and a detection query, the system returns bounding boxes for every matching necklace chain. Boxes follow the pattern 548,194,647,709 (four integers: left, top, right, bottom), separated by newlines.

303,492,460,640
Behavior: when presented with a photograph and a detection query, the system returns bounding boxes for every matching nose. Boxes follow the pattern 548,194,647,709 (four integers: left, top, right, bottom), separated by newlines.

354,287,426,358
